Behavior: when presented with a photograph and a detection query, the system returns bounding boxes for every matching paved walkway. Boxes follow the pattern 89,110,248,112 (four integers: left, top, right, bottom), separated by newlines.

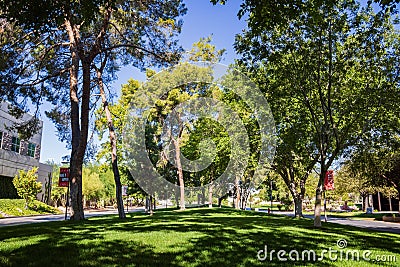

0,208,145,227
260,210,400,234
2,208,399,234
320,216,400,234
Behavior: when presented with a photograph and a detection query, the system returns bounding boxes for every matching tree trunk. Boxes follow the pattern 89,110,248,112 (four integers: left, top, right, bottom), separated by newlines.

370,194,374,210
245,188,251,209
361,193,368,211
201,187,205,205
65,6,113,221
365,194,369,210
377,192,382,211
240,188,244,209
149,195,153,216
314,185,323,227
95,64,126,219
208,167,214,208
361,195,365,211
235,176,240,209
65,20,84,221
288,179,305,218
65,20,87,221
69,158,84,220
389,196,392,211
114,164,125,219
294,196,303,217
398,190,400,214
173,138,185,210
208,183,213,208
174,186,179,209
218,196,222,207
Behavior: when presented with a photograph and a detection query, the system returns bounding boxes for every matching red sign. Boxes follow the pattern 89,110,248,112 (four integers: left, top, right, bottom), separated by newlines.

323,170,334,190
58,167,70,187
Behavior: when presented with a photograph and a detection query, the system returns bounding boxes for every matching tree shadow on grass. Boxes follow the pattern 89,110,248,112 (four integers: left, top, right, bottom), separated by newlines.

0,208,399,266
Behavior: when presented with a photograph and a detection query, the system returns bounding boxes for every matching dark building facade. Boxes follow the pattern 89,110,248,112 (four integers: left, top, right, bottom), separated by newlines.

0,101,52,202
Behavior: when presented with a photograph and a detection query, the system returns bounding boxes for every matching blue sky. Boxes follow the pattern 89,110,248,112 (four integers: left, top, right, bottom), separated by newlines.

40,0,246,163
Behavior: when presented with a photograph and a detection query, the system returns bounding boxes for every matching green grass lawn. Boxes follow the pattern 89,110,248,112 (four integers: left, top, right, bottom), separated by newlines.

0,199,60,216
0,208,399,266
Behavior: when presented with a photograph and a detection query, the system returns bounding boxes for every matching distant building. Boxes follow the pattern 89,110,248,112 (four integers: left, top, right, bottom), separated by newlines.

0,101,52,203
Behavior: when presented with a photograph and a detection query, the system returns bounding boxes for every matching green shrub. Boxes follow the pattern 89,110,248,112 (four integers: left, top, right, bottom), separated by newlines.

0,199,60,216
13,167,42,209
28,201,59,213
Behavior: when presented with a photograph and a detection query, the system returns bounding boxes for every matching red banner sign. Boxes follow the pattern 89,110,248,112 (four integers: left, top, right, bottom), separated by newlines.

323,170,334,190
58,167,70,187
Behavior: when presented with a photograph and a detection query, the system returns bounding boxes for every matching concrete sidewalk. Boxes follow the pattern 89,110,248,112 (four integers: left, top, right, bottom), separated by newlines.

260,210,400,234
321,216,400,234
2,208,399,234
0,207,145,227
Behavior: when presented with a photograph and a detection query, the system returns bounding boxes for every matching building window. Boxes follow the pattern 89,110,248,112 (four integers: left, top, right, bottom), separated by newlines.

28,143,36,157
11,136,20,153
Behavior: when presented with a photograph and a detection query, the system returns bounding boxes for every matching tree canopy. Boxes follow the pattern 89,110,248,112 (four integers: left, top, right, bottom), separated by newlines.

234,0,400,225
